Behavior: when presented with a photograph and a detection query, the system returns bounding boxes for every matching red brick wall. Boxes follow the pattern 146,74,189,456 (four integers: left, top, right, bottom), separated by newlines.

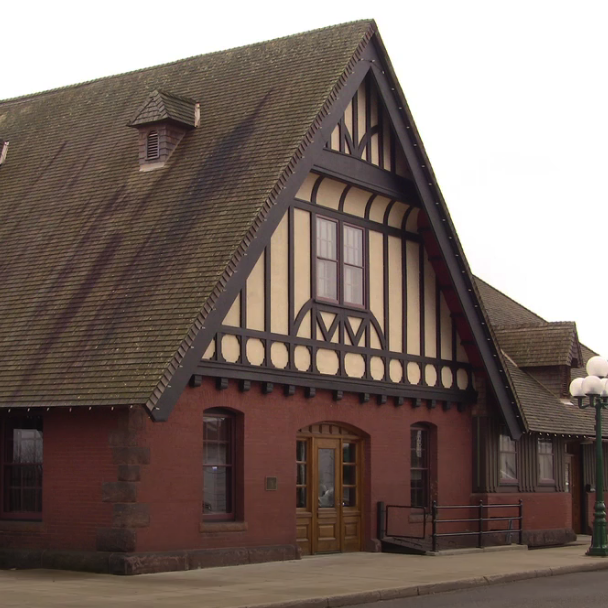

0,408,118,550
135,378,474,553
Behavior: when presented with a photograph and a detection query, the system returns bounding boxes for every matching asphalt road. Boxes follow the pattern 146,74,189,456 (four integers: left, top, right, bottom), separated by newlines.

351,571,608,608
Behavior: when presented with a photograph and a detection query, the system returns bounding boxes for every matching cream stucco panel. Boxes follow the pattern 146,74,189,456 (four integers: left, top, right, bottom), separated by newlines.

405,241,420,355
344,353,365,378
370,86,379,128
407,362,421,385
405,208,419,233
202,339,215,360
271,342,289,369
370,356,384,380
246,338,265,366
316,178,346,210
223,293,241,327
387,202,409,229
221,334,240,364
441,366,453,389
270,214,289,335
368,196,391,223
382,120,391,171
389,359,403,383
330,125,340,150
370,324,382,350
317,348,339,375
457,339,469,363
370,133,380,166
297,310,312,339
357,81,366,148
388,236,403,353
295,172,318,202
424,255,437,358
425,364,438,387
343,187,369,218
294,345,311,372
440,293,452,360
293,209,311,313
456,368,469,390
344,100,354,147
246,251,265,331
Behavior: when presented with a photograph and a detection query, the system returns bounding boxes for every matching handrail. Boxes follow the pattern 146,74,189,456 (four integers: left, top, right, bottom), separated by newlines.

431,499,523,552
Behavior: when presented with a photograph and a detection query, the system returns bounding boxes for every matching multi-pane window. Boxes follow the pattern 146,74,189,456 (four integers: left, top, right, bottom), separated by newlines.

499,434,517,482
203,410,235,520
1,416,43,519
411,426,429,509
342,442,357,507
538,438,554,483
316,217,364,307
296,440,308,509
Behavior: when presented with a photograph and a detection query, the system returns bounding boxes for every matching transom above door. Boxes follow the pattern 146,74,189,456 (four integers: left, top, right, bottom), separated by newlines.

296,423,363,555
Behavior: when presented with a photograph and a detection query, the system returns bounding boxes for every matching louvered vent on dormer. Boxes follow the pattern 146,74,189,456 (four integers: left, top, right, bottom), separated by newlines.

146,131,160,160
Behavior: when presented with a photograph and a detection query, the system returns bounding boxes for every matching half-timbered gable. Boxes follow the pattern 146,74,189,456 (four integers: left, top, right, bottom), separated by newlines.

199,71,481,408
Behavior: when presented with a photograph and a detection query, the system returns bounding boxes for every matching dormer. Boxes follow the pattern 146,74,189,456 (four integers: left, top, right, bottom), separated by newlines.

128,90,199,171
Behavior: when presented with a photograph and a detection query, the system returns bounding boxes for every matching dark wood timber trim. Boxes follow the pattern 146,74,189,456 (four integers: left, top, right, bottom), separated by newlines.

367,40,523,438
312,150,419,203
197,361,477,404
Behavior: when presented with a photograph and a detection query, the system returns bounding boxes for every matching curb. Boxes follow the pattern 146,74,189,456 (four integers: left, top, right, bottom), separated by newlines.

247,560,608,608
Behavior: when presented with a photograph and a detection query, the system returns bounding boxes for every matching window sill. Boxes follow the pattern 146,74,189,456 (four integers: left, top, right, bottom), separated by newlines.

0,520,44,533
200,521,248,534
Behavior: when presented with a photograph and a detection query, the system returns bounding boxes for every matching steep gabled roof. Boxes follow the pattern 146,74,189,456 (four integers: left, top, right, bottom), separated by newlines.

494,322,582,368
0,20,375,409
128,90,199,128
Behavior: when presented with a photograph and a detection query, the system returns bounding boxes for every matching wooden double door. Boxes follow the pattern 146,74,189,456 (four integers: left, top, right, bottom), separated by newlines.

296,424,363,555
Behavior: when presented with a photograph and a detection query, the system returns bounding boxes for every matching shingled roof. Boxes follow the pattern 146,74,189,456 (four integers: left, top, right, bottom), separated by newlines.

494,322,582,368
128,90,199,128
0,20,374,408
474,276,598,436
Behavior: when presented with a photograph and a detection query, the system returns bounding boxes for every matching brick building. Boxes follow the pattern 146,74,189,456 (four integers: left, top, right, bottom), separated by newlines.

0,21,599,574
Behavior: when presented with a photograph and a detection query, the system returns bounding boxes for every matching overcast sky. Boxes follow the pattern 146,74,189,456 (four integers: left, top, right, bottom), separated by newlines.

4,1,608,357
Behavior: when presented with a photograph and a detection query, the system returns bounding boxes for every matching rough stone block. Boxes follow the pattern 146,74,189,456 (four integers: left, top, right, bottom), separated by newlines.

112,447,150,465
188,547,250,570
102,481,137,503
96,528,137,553
111,552,187,575
113,504,150,528
118,464,141,482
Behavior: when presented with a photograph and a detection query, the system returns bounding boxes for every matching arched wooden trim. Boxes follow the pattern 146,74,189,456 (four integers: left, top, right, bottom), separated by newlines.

297,420,368,439
310,175,325,204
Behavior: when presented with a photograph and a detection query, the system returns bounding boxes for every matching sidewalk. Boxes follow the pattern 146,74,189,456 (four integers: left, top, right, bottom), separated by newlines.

1,541,607,608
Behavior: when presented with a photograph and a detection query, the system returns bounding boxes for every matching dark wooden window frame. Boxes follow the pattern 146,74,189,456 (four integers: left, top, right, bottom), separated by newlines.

203,408,237,522
315,215,366,309
410,425,430,509
0,415,43,521
498,433,518,486
537,437,555,485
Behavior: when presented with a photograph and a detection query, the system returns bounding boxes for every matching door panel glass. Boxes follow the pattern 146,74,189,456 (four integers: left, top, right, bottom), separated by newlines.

318,448,335,508
296,487,307,508
342,486,356,507
343,463,356,485
343,442,356,463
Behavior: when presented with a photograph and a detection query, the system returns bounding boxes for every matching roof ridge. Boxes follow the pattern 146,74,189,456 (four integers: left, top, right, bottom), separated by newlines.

473,274,547,323
0,19,375,105
494,321,576,332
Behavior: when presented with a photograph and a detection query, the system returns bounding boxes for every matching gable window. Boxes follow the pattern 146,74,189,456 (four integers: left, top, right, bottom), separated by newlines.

203,409,235,521
146,131,160,160
1,416,43,519
538,437,554,483
316,217,364,307
499,433,517,483
410,426,430,508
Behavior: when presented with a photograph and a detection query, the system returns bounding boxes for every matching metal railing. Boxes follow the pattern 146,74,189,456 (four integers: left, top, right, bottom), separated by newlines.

430,499,523,552
381,503,428,540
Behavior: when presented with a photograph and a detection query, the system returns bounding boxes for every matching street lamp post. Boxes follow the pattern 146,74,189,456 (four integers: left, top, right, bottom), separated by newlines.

570,356,608,557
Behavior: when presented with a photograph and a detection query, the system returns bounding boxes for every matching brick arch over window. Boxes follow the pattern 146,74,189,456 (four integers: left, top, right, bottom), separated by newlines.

410,422,437,509
202,407,244,522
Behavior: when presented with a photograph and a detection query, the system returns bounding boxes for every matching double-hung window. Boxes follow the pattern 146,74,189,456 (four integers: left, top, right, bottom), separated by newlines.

203,409,236,521
316,217,364,307
537,437,554,483
1,416,43,519
498,434,517,483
